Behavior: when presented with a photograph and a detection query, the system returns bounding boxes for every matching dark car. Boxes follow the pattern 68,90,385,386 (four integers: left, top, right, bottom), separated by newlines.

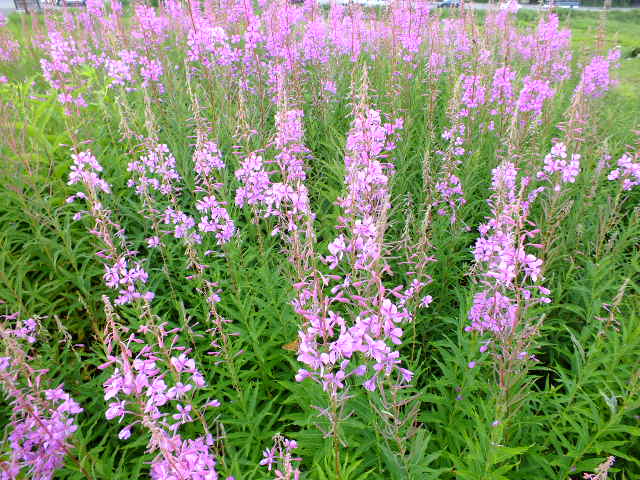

436,0,461,7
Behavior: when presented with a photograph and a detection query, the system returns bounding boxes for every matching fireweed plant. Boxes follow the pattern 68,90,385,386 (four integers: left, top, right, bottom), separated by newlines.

0,314,85,480
1,1,640,479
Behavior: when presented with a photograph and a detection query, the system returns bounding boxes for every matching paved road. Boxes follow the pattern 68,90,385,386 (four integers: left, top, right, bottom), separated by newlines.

1,0,635,14
317,0,635,10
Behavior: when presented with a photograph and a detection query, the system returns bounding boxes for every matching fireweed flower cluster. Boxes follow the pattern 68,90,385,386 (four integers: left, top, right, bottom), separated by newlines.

128,142,203,266
527,14,572,82
459,74,487,118
466,162,554,433
267,107,312,229
99,300,220,480
260,435,302,480
468,162,550,337
294,96,418,398
485,4,519,57
39,25,88,114
127,142,187,256
0,315,83,480
187,21,235,72
234,93,320,396
105,49,165,92
67,151,155,306
0,13,18,63
127,136,237,376
274,85,432,467
67,149,150,301
536,142,581,192
235,152,271,210
489,66,517,117
194,141,235,246
128,143,182,199
150,437,219,480
128,140,235,250
433,123,467,224
191,138,240,371
131,4,170,48
554,49,621,157
576,48,621,99
101,3,167,93
235,102,313,240
516,76,555,122
608,147,640,192
105,50,139,89
68,148,226,479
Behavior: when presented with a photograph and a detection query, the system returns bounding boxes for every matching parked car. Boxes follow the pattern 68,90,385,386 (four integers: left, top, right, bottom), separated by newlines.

56,0,86,5
541,0,580,8
436,0,461,7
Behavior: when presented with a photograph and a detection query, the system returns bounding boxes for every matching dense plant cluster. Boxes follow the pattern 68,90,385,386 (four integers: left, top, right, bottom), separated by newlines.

0,1,638,479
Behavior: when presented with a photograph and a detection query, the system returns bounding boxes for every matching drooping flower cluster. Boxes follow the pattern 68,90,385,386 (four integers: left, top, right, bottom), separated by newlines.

0,315,83,480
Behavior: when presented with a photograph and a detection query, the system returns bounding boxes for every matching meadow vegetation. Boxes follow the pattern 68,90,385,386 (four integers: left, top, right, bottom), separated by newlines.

0,1,639,479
